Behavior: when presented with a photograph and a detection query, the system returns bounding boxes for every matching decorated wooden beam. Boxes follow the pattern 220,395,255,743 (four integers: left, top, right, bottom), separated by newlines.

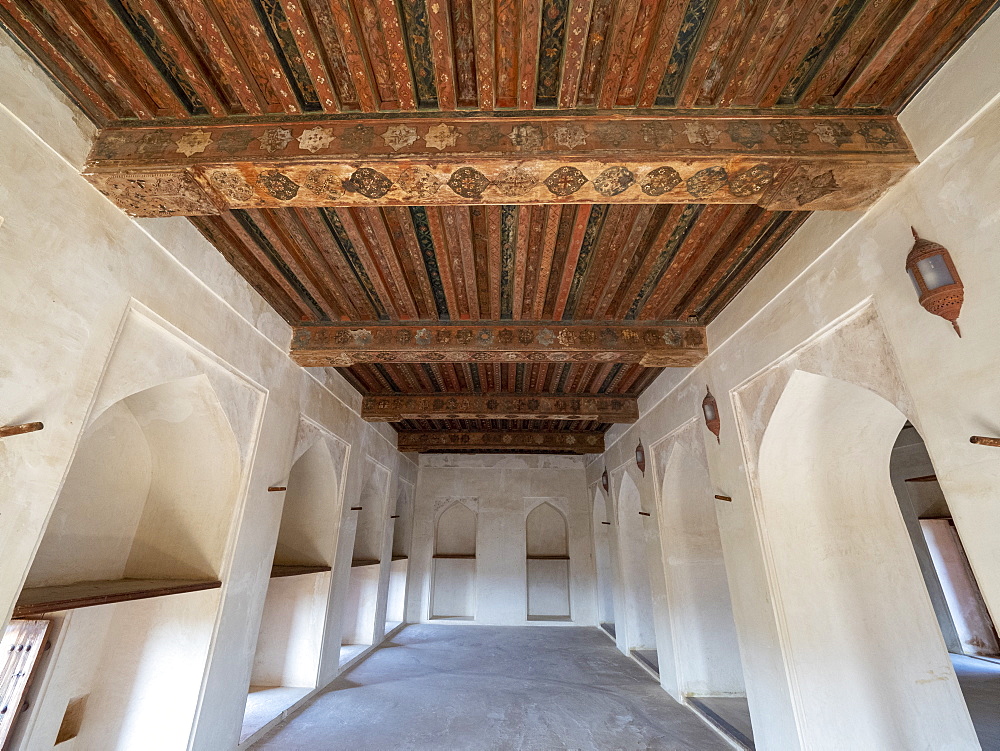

397,430,605,454
84,114,916,216
291,322,706,367
363,394,639,422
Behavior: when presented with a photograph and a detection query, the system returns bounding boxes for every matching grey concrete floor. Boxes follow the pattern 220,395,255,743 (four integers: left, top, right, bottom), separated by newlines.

251,624,730,751
953,654,1000,750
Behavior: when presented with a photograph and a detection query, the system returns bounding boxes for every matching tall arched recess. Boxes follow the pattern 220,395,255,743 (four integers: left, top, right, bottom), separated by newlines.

756,370,977,748
15,375,242,750
615,473,658,655
526,502,571,621
592,487,616,636
431,502,477,620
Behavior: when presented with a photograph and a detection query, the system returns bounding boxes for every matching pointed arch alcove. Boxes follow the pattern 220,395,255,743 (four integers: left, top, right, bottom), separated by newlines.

386,480,414,631
430,501,478,620
14,373,245,750
593,486,617,637
614,472,658,654
525,501,571,621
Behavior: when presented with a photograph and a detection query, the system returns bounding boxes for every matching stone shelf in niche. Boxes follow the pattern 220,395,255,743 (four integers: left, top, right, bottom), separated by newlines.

14,578,222,618
526,555,570,560
391,555,408,561
269,564,332,579
432,554,476,559
350,558,381,568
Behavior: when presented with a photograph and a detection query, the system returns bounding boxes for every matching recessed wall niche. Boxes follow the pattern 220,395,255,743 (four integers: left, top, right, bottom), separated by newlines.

526,500,571,621
386,479,414,630
431,500,478,620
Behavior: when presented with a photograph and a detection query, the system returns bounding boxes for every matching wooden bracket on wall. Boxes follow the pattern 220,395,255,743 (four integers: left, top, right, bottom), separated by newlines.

267,486,287,492
601,521,611,525
970,436,1000,448
350,506,363,511
390,515,400,519
638,512,651,516
0,422,44,438
714,495,733,502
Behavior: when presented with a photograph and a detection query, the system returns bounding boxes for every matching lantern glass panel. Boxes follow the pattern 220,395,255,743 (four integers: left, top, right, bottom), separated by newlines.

703,401,717,422
916,254,955,290
907,267,921,294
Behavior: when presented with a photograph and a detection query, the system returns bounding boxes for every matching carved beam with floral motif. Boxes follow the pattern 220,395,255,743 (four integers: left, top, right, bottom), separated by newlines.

363,394,639,422
396,430,606,453
84,114,916,215
290,322,706,367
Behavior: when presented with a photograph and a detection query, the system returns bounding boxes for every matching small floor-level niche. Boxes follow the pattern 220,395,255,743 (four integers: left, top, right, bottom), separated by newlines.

342,461,391,662
431,502,477,620
526,502,571,621
242,437,340,744
12,374,242,749
385,481,414,631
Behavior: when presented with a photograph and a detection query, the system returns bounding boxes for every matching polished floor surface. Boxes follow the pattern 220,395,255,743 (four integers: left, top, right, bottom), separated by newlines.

252,624,729,750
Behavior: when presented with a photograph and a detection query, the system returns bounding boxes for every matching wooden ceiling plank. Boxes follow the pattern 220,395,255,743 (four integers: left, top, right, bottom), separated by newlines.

613,363,647,393
569,362,596,393
397,429,605,452
552,205,593,319
518,0,543,108
0,1,121,121
363,393,639,421
441,206,473,318
344,0,400,108
469,207,492,318
424,207,461,318
275,0,343,112
360,207,421,318
373,0,418,109
334,208,402,319
609,204,681,318
291,322,706,366
569,204,631,320
384,207,439,319
454,207,482,317
321,0,378,110
485,205,503,319
636,0,691,106
558,0,595,107
612,0,666,107
597,0,644,108
720,0,803,107
590,203,656,319
540,205,576,318
471,0,496,109
758,0,841,107
495,0,522,107
286,209,364,319
575,0,617,106
425,0,457,109
519,206,549,318
512,206,533,319
531,205,563,319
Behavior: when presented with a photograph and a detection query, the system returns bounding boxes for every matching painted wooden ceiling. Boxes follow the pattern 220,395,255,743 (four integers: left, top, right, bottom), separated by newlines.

2,0,995,450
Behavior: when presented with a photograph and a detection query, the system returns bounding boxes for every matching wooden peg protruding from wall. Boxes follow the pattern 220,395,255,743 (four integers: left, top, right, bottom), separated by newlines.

268,486,287,492
0,422,43,438
971,436,1000,447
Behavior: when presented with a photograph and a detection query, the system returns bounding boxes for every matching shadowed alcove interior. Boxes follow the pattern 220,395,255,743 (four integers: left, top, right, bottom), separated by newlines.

431,502,478,621
526,502,571,621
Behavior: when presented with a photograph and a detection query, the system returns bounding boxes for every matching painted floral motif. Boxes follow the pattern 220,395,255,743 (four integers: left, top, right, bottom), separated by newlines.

425,123,459,150
557,329,575,346
348,329,373,345
344,168,393,199
304,168,343,198
468,123,504,150
553,124,588,149
726,121,765,149
728,165,775,197
683,122,722,146
595,123,630,147
341,124,375,150
593,166,635,196
209,169,253,201
257,170,300,200
257,127,293,153
508,124,543,150
787,170,839,206
662,330,683,347
641,166,682,196
770,121,810,146
382,124,419,151
175,130,212,156
215,129,256,155
858,121,900,146
536,328,556,346
297,126,335,153
812,122,853,147
493,166,538,196
544,166,588,196
415,328,432,345
396,167,441,199
686,166,728,197
641,122,675,148
447,167,490,199
477,329,494,345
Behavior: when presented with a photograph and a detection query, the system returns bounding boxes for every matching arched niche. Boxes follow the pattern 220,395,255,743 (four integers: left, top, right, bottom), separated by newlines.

660,435,745,697
592,487,617,632
352,462,390,564
526,502,570,620
386,480,414,629
274,438,340,567
615,472,658,651
756,369,977,748
27,374,241,586
431,501,477,619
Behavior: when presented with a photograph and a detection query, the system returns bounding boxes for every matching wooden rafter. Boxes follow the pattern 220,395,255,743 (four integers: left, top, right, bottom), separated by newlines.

362,393,639,422
396,429,605,453
290,322,706,367
84,113,916,215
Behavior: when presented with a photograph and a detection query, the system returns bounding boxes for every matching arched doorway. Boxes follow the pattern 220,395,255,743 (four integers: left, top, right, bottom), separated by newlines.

756,369,978,748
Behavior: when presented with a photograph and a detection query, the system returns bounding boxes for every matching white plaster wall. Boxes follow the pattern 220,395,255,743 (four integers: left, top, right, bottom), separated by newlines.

592,12,1000,749
0,31,418,751
409,455,597,626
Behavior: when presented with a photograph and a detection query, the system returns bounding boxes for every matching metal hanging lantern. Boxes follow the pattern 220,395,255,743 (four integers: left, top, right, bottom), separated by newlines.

635,440,646,474
601,467,609,493
906,227,964,337
702,387,720,442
